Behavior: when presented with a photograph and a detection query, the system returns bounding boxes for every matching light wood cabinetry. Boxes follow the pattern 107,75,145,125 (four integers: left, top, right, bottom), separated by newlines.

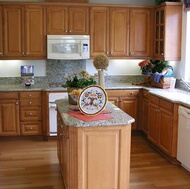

3,5,46,59
153,2,182,60
148,94,178,157
0,6,3,57
0,92,20,136
47,6,89,35
141,90,149,134
57,109,131,189
129,8,152,57
106,89,139,130
90,7,129,58
20,91,42,135
90,7,152,58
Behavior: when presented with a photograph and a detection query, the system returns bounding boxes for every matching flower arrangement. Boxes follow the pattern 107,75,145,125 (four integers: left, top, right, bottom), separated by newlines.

93,54,109,70
62,70,97,89
138,59,167,74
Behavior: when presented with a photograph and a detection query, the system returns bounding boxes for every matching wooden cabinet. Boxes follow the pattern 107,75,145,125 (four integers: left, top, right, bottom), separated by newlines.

0,6,3,57
141,90,149,134
57,108,131,189
20,91,42,135
90,7,129,58
129,8,152,57
3,5,46,59
0,92,20,136
153,2,182,60
107,89,139,130
148,94,178,157
47,6,89,35
90,7,152,58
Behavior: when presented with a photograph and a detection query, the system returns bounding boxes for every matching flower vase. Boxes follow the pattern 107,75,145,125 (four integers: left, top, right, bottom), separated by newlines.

98,69,105,88
67,87,78,105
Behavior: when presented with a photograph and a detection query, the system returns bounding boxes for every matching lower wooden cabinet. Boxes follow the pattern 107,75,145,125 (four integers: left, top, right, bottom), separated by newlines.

148,94,178,158
0,92,20,136
20,91,42,135
57,109,131,189
106,89,139,130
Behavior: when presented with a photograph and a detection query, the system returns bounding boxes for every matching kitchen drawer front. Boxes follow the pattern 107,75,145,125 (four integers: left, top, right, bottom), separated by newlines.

107,90,140,97
149,94,159,105
20,107,41,121
20,99,41,107
159,98,173,112
21,122,42,135
19,92,41,99
0,92,19,100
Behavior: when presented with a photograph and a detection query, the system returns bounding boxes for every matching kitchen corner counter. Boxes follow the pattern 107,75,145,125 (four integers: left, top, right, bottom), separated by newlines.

56,99,135,127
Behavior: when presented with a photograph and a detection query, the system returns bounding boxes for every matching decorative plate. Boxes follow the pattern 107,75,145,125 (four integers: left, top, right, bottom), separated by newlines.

78,85,108,116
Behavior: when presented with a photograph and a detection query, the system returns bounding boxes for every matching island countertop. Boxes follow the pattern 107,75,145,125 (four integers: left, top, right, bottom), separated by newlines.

56,99,135,127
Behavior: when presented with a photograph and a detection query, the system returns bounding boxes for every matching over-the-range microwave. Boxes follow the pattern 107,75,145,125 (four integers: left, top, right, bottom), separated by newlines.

47,35,90,60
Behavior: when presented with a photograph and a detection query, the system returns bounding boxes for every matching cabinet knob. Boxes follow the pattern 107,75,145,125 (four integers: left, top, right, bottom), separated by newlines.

29,94,32,97
106,52,109,55
120,99,123,102
130,52,133,55
29,112,33,115
130,92,134,95
29,101,32,104
15,101,19,105
110,51,112,55
0,52,3,55
22,52,25,55
60,133,64,136
69,30,71,33
26,52,28,55
65,30,68,33
161,53,164,56
116,99,119,102
30,127,33,130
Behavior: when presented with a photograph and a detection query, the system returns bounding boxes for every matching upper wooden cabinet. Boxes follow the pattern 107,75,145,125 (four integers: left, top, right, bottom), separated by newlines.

153,2,182,60
90,7,152,58
47,6,89,35
3,5,46,59
90,7,129,58
0,6,3,57
129,8,152,57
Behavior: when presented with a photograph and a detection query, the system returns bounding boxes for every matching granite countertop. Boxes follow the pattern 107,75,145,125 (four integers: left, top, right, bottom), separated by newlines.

56,99,135,127
0,83,190,108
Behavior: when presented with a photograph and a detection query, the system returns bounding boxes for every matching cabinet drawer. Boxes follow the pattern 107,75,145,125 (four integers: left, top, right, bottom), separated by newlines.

160,98,173,112
149,94,159,105
20,92,41,99
0,92,19,100
20,99,41,107
107,90,139,97
21,122,42,135
20,107,41,121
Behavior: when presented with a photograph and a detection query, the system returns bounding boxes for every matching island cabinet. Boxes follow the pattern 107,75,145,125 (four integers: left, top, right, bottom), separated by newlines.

153,2,182,60
56,100,133,189
106,89,139,130
47,6,89,35
3,5,46,59
0,92,20,136
148,94,178,158
20,91,42,135
0,6,3,57
90,7,152,58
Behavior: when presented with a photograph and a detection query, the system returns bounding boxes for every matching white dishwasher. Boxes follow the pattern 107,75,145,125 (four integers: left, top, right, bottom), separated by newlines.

177,105,190,172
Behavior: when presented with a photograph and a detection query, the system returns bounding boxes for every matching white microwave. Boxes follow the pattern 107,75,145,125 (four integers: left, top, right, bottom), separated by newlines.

47,35,90,60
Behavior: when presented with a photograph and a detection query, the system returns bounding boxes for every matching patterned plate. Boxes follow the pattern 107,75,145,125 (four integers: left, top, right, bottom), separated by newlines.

78,85,108,116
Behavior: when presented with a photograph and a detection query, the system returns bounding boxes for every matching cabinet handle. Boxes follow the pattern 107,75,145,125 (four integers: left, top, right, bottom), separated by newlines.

130,92,134,95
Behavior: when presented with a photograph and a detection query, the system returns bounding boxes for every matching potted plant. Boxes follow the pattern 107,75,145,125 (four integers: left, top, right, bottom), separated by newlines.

62,70,97,105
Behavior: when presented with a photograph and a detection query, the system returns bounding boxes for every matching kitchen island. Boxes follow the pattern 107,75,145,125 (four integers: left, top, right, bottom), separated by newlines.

56,99,134,189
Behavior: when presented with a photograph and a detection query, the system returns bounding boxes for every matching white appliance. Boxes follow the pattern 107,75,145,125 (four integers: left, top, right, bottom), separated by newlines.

47,35,90,60
177,105,190,172
49,92,68,136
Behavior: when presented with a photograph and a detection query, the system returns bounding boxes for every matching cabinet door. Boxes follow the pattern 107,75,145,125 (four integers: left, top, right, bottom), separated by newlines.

0,100,20,136
3,5,23,57
69,7,89,34
0,6,3,57
148,102,159,145
129,8,151,57
158,107,173,155
47,6,68,34
90,7,109,57
119,97,138,129
25,6,46,57
109,8,129,57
